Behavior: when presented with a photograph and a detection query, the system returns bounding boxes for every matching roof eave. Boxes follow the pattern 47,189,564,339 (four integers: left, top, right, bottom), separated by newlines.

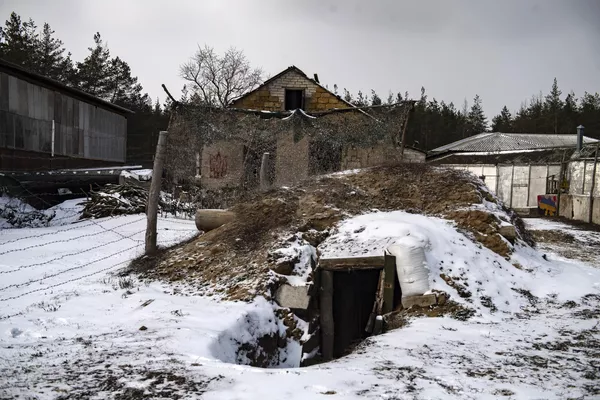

0,58,134,115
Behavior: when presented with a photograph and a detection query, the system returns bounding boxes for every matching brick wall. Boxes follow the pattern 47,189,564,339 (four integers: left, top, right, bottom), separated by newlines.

341,145,425,170
201,141,245,189
231,70,349,112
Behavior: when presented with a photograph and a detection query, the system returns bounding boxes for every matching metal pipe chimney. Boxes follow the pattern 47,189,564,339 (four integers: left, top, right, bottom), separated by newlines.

577,125,584,152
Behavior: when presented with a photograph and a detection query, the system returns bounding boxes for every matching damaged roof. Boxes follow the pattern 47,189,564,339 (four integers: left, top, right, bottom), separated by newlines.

429,132,598,159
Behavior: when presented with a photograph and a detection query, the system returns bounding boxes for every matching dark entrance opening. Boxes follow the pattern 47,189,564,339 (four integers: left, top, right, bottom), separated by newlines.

242,145,261,188
309,139,342,175
242,143,275,189
285,89,304,110
332,269,380,357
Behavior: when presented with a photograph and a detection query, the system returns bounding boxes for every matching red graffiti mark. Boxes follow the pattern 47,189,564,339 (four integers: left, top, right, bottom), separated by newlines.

209,152,228,178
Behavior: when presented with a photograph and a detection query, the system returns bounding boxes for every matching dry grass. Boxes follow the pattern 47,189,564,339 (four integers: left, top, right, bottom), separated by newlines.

130,164,529,301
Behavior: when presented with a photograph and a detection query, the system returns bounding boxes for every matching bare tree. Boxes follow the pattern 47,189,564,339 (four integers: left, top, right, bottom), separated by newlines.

180,45,263,107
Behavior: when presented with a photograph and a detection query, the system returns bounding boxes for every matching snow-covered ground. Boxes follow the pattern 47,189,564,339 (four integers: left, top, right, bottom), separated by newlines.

525,217,600,266
1,211,599,399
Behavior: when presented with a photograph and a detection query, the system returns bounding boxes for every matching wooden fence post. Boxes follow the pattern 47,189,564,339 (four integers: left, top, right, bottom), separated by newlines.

320,269,334,361
145,130,168,255
588,143,599,223
383,253,396,314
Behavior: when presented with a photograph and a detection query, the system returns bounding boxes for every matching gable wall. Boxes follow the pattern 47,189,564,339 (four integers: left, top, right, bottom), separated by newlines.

231,71,349,112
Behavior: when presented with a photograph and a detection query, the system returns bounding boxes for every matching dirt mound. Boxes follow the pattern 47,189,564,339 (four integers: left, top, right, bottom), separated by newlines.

446,209,512,257
132,164,529,301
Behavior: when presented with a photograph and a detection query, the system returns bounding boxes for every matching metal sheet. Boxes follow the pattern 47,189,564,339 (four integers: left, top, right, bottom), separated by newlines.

529,166,548,207
497,166,513,206
511,166,529,208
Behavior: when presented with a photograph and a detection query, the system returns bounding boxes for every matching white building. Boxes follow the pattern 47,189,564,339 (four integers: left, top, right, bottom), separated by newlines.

428,132,598,212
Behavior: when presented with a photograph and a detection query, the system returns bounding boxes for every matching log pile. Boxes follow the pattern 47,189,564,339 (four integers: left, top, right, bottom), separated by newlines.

81,184,198,219
81,184,149,219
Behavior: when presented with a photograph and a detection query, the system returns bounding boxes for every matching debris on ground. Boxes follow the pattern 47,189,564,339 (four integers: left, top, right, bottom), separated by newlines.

80,184,196,220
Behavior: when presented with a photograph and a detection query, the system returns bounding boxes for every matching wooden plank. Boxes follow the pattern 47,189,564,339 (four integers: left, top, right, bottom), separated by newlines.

8,75,19,113
382,253,396,314
319,269,334,361
319,255,385,268
0,73,8,111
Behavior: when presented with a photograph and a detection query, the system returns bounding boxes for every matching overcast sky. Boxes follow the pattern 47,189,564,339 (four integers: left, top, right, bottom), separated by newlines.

2,0,599,121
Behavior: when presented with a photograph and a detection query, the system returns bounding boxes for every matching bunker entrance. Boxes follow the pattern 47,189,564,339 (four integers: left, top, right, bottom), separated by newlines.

332,269,380,357
319,255,401,360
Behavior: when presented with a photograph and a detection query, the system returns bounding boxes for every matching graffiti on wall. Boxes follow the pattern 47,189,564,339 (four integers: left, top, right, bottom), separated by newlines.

209,152,228,179
538,194,557,216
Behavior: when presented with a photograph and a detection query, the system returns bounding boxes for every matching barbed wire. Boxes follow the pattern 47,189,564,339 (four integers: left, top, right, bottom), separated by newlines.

0,242,143,293
0,229,145,275
0,217,144,256
0,220,98,245
0,254,137,305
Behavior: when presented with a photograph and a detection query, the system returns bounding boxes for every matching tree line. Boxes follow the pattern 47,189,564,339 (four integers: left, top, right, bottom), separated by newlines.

2,11,599,157
333,79,600,151
0,12,168,165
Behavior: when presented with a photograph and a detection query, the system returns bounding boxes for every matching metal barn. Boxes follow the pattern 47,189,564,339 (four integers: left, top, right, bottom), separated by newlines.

0,58,132,171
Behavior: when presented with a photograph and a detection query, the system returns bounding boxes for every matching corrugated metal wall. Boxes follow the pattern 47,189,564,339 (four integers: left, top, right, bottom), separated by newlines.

0,72,126,162
444,163,562,209
568,161,600,197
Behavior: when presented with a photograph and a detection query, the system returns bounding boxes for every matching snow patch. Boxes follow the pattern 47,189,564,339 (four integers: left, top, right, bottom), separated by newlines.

209,297,304,368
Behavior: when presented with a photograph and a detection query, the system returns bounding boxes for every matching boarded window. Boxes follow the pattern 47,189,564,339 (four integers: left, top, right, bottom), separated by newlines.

284,89,304,110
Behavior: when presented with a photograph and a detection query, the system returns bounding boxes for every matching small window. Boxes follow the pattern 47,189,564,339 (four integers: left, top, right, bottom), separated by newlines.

285,89,304,110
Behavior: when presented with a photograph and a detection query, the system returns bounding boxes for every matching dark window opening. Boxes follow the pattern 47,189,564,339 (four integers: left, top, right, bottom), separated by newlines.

285,89,304,110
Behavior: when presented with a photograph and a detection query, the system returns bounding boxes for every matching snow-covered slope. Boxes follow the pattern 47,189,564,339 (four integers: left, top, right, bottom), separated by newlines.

1,208,599,398
320,210,599,316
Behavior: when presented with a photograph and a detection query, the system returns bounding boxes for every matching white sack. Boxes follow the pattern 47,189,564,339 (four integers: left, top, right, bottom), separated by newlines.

387,236,430,297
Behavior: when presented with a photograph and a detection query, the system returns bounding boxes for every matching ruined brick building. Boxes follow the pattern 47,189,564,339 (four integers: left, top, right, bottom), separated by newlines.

191,66,425,190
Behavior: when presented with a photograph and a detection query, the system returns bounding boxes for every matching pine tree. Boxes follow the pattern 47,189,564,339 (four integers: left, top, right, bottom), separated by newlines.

386,91,394,105
491,106,513,132
36,23,72,82
544,78,563,133
105,56,146,107
579,91,600,137
561,91,579,133
0,12,38,70
370,89,382,106
76,32,111,98
343,88,353,104
60,52,78,85
354,90,368,107
467,94,487,135
529,93,544,133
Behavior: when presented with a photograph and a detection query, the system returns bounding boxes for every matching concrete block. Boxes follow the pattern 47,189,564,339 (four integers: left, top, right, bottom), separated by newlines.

401,293,437,309
559,194,573,219
572,195,590,222
275,284,310,310
498,223,517,241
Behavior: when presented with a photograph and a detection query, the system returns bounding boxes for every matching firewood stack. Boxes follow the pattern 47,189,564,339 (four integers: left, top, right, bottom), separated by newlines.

81,184,150,219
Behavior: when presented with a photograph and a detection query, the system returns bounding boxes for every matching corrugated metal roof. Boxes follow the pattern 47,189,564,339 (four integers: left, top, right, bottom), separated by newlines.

430,132,598,154
0,58,133,115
